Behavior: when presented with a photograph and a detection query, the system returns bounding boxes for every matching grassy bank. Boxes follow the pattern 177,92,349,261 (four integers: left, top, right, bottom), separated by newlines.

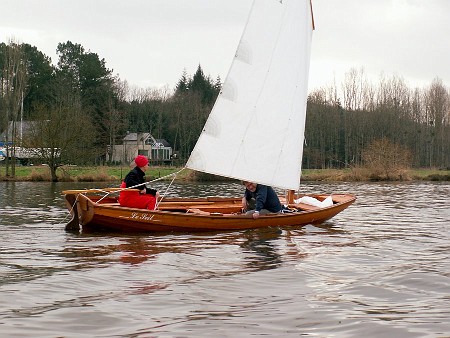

0,165,188,182
1,165,449,182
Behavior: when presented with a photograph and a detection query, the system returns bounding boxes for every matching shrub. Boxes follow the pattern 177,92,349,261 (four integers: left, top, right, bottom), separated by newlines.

29,169,51,181
362,138,412,180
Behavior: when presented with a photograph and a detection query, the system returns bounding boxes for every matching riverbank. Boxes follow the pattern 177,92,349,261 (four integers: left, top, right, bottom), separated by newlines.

0,165,449,182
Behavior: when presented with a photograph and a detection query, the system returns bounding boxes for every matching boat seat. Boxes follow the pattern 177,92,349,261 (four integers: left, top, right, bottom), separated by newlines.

186,208,211,215
181,204,241,213
292,202,320,211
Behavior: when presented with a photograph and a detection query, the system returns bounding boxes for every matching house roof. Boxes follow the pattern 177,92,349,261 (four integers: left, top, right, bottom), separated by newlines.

155,139,171,147
123,132,152,141
120,133,171,148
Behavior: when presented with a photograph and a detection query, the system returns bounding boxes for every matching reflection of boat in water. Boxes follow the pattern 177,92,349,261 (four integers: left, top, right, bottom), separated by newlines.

63,0,355,233
63,227,307,270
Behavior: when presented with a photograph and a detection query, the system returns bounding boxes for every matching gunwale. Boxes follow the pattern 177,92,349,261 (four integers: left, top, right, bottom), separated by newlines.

63,192,356,233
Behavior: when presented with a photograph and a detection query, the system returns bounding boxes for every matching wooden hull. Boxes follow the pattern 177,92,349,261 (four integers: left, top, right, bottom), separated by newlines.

63,192,356,233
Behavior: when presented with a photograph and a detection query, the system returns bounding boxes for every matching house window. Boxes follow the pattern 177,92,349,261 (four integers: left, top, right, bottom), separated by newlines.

151,148,171,161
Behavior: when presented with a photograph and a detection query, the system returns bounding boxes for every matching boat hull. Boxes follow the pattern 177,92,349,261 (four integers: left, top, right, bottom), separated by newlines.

64,193,356,233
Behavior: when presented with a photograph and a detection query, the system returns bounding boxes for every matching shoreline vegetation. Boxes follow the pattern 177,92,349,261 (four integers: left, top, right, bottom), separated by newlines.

0,165,449,183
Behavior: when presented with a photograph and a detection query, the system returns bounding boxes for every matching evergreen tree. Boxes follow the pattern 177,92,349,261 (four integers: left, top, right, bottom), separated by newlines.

188,64,219,105
21,44,54,117
174,69,189,95
214,75,222,93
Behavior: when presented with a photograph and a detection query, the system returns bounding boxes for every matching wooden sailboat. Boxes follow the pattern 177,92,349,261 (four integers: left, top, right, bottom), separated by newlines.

63,0,356,233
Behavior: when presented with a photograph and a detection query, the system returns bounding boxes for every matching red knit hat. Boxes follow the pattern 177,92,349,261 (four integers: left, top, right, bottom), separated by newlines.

134,155,149,167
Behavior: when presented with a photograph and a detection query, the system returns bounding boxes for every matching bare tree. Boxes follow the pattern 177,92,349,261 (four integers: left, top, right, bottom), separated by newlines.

25,75,97,181
104,79,129,163
423,78,449,167
341,67,371,111
0,39,28,177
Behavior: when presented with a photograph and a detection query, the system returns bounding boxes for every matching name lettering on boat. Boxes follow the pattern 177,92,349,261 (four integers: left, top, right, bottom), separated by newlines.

130,212,155,221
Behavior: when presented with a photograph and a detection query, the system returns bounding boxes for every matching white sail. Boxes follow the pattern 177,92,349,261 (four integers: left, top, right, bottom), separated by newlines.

186,0,314,191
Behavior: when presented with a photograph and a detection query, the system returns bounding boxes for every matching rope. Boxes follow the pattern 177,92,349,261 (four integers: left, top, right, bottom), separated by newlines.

147,167,186,184
96,167,186,204
155,168,182,208
60,193,80,224
58,168,186,226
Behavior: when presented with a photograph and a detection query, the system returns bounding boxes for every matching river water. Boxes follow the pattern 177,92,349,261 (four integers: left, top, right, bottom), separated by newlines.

0,181,449,337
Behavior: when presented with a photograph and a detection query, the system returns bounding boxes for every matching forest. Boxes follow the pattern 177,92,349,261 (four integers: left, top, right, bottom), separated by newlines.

1,40,449,180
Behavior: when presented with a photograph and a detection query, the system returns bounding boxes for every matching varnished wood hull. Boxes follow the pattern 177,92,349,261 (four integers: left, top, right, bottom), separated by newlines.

63,192,356,233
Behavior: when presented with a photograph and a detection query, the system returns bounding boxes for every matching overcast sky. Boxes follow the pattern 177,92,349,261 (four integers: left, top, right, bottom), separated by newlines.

1,0,449,93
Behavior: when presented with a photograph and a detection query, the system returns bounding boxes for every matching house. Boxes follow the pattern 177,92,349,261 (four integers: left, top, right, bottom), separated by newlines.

0,121,33,147
107,132,173,164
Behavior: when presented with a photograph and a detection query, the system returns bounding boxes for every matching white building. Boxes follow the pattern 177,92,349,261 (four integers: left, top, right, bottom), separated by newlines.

107,132,173,164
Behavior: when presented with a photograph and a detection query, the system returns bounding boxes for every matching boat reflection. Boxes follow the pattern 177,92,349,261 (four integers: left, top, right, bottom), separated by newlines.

239,228,284,270
61,223,345,273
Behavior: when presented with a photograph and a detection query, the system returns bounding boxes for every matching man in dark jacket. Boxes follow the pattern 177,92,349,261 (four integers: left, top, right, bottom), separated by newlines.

242,181,282,219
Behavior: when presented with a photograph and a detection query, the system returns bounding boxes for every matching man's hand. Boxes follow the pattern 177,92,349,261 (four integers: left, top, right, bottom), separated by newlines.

242,197,248,212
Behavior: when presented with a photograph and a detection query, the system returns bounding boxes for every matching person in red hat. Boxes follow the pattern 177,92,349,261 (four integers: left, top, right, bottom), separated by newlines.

119,155,158,210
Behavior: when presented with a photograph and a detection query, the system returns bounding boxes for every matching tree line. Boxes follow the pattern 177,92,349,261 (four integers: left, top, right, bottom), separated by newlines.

1,40,449,180
0,40,220,179
305,68,449,170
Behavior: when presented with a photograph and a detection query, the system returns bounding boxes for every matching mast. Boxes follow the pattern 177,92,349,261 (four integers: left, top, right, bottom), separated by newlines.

286,190,296,204
285,0,315,203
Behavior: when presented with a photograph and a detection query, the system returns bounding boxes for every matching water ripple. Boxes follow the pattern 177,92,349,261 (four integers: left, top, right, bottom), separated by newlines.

0,181,449,337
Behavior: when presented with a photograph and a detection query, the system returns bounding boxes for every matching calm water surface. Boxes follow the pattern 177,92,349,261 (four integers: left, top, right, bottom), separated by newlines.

0,181,449,337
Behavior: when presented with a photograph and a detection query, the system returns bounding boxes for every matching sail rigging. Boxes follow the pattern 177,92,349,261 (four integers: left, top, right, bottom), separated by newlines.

186,0,314,191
